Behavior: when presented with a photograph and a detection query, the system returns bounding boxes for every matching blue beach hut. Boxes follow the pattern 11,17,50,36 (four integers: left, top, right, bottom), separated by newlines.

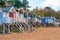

0,8,6,34
44,17,50,24
43,17,50,26
0,11,3,25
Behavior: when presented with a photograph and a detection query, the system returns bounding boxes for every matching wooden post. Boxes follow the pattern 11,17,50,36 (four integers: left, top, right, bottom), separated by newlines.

8,24,10,34
3,24,5,34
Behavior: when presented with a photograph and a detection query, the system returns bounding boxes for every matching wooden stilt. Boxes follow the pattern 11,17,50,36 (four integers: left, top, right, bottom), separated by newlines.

8,24,10,34
3,24,5,34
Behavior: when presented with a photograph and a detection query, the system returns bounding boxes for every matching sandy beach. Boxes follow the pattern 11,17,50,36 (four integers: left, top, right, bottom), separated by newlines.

0,27,60,40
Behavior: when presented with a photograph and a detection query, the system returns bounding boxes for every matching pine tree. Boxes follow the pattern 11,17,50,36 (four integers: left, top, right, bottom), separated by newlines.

14,0,22,8
22,0,30,9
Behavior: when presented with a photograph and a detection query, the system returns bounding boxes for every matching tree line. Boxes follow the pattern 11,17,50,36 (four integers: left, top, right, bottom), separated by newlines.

31,7,60,19
0,0,29,8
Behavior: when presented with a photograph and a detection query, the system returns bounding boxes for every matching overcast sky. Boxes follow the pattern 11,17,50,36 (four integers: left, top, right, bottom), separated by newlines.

28,0,60,11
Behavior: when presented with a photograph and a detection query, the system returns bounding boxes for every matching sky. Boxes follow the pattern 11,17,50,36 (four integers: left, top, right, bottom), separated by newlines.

27,0,60,11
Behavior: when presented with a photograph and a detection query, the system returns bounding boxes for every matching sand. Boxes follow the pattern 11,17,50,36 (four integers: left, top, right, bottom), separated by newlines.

0,27,60,40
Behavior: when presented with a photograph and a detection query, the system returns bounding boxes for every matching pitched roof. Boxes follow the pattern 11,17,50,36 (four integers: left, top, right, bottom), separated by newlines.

2,7,11,12
1,6,15,12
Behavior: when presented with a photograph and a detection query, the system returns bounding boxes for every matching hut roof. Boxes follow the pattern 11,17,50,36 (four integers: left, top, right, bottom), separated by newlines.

2,7,11,12
1,6,15,12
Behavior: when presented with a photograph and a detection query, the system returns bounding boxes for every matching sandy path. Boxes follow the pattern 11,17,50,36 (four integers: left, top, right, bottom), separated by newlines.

0,27,60,40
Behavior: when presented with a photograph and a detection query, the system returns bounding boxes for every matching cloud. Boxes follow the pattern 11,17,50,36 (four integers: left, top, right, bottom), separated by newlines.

28,0,46,10
41,0,60,10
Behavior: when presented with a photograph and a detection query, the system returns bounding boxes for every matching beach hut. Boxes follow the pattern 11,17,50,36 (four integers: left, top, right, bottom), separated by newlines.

9,7,16,18
9,7,16,24
51,17,59,26
1,6,16,23
28,13,35,20
1,7,16,34
0,8,3,25
34,16,42,23
0,8,5,34
0,8,6,34
1,6,16,22
44,17,50,26
51,17,57,22
24,13,28,19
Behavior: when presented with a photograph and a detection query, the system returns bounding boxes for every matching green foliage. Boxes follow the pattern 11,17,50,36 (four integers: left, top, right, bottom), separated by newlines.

0,0,29,8
32,7,60,19
14,0,22,8
7,0,29,8
21,0,30,8
31,7,44,16
12,28,19,32
0,0,5,7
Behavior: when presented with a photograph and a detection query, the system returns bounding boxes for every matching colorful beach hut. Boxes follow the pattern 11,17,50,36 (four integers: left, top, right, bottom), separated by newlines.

0,12,3,25
1,7,15,34
0,8,6,34
9,7,16,24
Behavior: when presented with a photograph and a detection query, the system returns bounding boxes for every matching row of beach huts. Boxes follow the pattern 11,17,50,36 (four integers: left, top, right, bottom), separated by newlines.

0,6,60,34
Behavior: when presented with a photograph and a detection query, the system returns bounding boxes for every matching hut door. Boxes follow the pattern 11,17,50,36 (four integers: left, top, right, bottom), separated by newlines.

9,12,15,18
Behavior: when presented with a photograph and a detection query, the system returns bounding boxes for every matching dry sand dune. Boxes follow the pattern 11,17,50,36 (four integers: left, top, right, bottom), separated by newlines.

0,27,60,40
